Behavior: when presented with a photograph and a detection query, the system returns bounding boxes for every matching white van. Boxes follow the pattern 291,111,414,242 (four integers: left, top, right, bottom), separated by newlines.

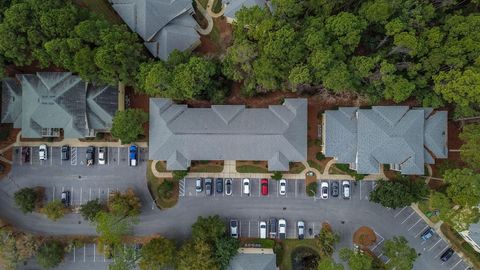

259,221,267,239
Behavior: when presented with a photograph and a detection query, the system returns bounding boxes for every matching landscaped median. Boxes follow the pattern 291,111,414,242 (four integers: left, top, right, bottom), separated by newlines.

146,161,179,209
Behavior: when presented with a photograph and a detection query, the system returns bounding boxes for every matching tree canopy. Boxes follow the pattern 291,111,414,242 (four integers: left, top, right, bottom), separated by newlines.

459,124,480,169
42,200,65,221
79,199,103,222
317,258,344,270
108,189,142,217
382,236,417,270
339,248,373,270
111,109,148,144
36,241,65,269
191,215,227,243
315,225,340,257
14,187,37,213
0,228,37,270
177,240,219,270
139,236,176,270
444,169,480,207
369,178,429,208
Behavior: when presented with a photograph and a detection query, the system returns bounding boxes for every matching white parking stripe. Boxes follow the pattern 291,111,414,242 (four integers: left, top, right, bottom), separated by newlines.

428,239,442,251
449,258,462,270
415,225,429,238
401,211,415,224
408,218,422,231
80,187,83,205
73,246,76,262
295,180,297,198
50,146,53,166
248,221,251,238
394,206,408,218
52,186,55,200
89,188,92,201
93,244,96,262
71,187,74,205
117,148,120,165
359,181,362,200
83,244,86,262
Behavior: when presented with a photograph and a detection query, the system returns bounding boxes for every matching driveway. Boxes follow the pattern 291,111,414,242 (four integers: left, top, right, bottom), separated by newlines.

1,149,471,270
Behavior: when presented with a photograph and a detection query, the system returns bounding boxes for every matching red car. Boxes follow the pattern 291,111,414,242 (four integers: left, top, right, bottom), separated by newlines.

261,179,268,196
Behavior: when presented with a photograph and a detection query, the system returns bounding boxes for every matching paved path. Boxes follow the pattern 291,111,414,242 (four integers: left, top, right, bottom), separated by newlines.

206,0,225,18
195,0,213,35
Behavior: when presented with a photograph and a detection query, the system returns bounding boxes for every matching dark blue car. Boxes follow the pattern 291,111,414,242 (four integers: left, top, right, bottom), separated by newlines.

129,145,138,166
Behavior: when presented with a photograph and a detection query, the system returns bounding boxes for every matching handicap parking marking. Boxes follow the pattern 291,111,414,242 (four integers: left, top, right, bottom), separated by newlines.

179,179,185,197
371,230,385,251
71,147,77,166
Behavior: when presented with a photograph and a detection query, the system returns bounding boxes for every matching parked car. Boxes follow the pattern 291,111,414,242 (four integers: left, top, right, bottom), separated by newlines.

279,179,287,195
39,144,47,160
331,181,339,197
342,181,350,199
243,178,250,195
261,179,268,196
216,178,223,193
61,191,71,207
421,227,434,241
86,146,95,166
195,178,203,193
230,219,238,238
278,219,287,239
297,220,305,239
205,178,213,196
22,147,30,163
98,147,106,165
225,178,232,196
61,145,69,160
321,182,329,199
260,221,267,239
129,145,138,166
440,248,454,262
269,218,278,239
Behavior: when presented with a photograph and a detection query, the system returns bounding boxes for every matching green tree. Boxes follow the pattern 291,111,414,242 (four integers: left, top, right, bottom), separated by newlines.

339,248,373,270
94,24,145,85
109,246,138,270
325,12,367,52
317,257,344,270
271,0,305,18
459,124,480,169
369,179,428,208
448,206,480,232
315,225,340,257
108,189,142,217
79,199,103,222
177,240,219,270
213,237,239,270
192,215,226,243
271,171,283,181
139,236,176,270
14,187,37,213
42,200,65,221
172,170,188,181
359,0,393,24
382,236,417,270
95,211,137,247
36,241,65,269
444,169,480,207
111,109,148,144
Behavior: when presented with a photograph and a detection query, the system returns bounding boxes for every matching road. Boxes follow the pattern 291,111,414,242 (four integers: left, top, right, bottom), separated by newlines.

2,147,471,270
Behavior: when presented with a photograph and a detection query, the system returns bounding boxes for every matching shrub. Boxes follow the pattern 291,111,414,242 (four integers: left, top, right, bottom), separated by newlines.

14,188,38,213
307,182,318,197
315,152,325,161
172,170,188,181
271,171,283,180
158,180,174,198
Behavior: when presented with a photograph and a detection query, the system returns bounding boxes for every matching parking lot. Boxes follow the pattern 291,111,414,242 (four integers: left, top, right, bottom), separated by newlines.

370,206,471,270
13,146,148,167
180,178,376,201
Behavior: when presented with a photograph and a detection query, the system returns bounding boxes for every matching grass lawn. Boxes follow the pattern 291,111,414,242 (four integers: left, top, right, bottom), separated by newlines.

236,165,269,173
146,161,178,209
155,161,166,173
78,0,123,24
441,223,480,269
307,160,324,173
289,162,306,174
189,165,224,173
417,200,440,223
279,239,321,270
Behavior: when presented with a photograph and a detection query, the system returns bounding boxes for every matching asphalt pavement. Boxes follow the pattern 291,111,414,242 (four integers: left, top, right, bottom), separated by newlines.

1,147,471,270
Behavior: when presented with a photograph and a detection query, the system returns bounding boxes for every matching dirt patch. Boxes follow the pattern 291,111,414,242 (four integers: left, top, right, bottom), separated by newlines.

289,162,306,174
353,226,377,248
428,179,447,191
305,174,317,186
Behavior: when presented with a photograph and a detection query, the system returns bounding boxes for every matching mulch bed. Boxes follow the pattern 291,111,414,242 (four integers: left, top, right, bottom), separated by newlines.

353,226,377,248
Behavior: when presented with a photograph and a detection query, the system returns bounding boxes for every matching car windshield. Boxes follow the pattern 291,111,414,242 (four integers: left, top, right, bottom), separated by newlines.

231,221,237,227
244,182,248,185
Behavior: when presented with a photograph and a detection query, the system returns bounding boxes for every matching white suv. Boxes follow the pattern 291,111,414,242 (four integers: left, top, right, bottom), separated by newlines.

279,179,287,195
321,182,329,199
242,178,250,195
278,218,287,239
259,221,267,239
39,145,47,160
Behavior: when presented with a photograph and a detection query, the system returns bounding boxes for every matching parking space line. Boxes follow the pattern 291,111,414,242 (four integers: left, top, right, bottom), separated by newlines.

295,180,297,198
93,244,96,262
117,147,120,165
107,188,110,203
89,188,92,201
450,258,462,270
394,206,408,218
435,246,450,258
50,146,53,166
83,244,86,262
408,218,422,231
103,245,106,262
248,221,251,238
359,181,362,200
52,186,55,200
415,225,429,237
428,239,442,251
401,212,415,224
79,187,83,206
71,187,74,205
73,246,76,262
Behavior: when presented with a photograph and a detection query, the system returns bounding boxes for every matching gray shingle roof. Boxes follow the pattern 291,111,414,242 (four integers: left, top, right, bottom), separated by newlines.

1,78,22,127
228,253,277,270
324,106,448,175
468,222,480,248
1,72,117,139
149,98,307,171
109,0,200,60
224,0,267,19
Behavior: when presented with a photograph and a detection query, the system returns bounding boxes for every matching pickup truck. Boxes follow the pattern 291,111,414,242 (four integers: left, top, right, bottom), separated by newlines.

129,145,137,166
86,146,95,166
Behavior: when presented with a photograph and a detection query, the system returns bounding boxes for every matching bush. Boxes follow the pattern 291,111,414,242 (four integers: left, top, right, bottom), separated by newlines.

14,188,38,213
158,180,174,198
172,170,188,181
271,171,283,180
111,109,148,144
315,152,325,161
36,241,65,269
42,200,65,221
307,182,318,197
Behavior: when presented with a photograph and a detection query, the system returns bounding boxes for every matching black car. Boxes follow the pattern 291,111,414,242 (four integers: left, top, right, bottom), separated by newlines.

61,191,71,207
216,178,223,193
205,178,213,196
86,146,95,166
61,145,70,160
22,147,30,163
440,248,454,262
331,181,339,197
269,218,277,239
